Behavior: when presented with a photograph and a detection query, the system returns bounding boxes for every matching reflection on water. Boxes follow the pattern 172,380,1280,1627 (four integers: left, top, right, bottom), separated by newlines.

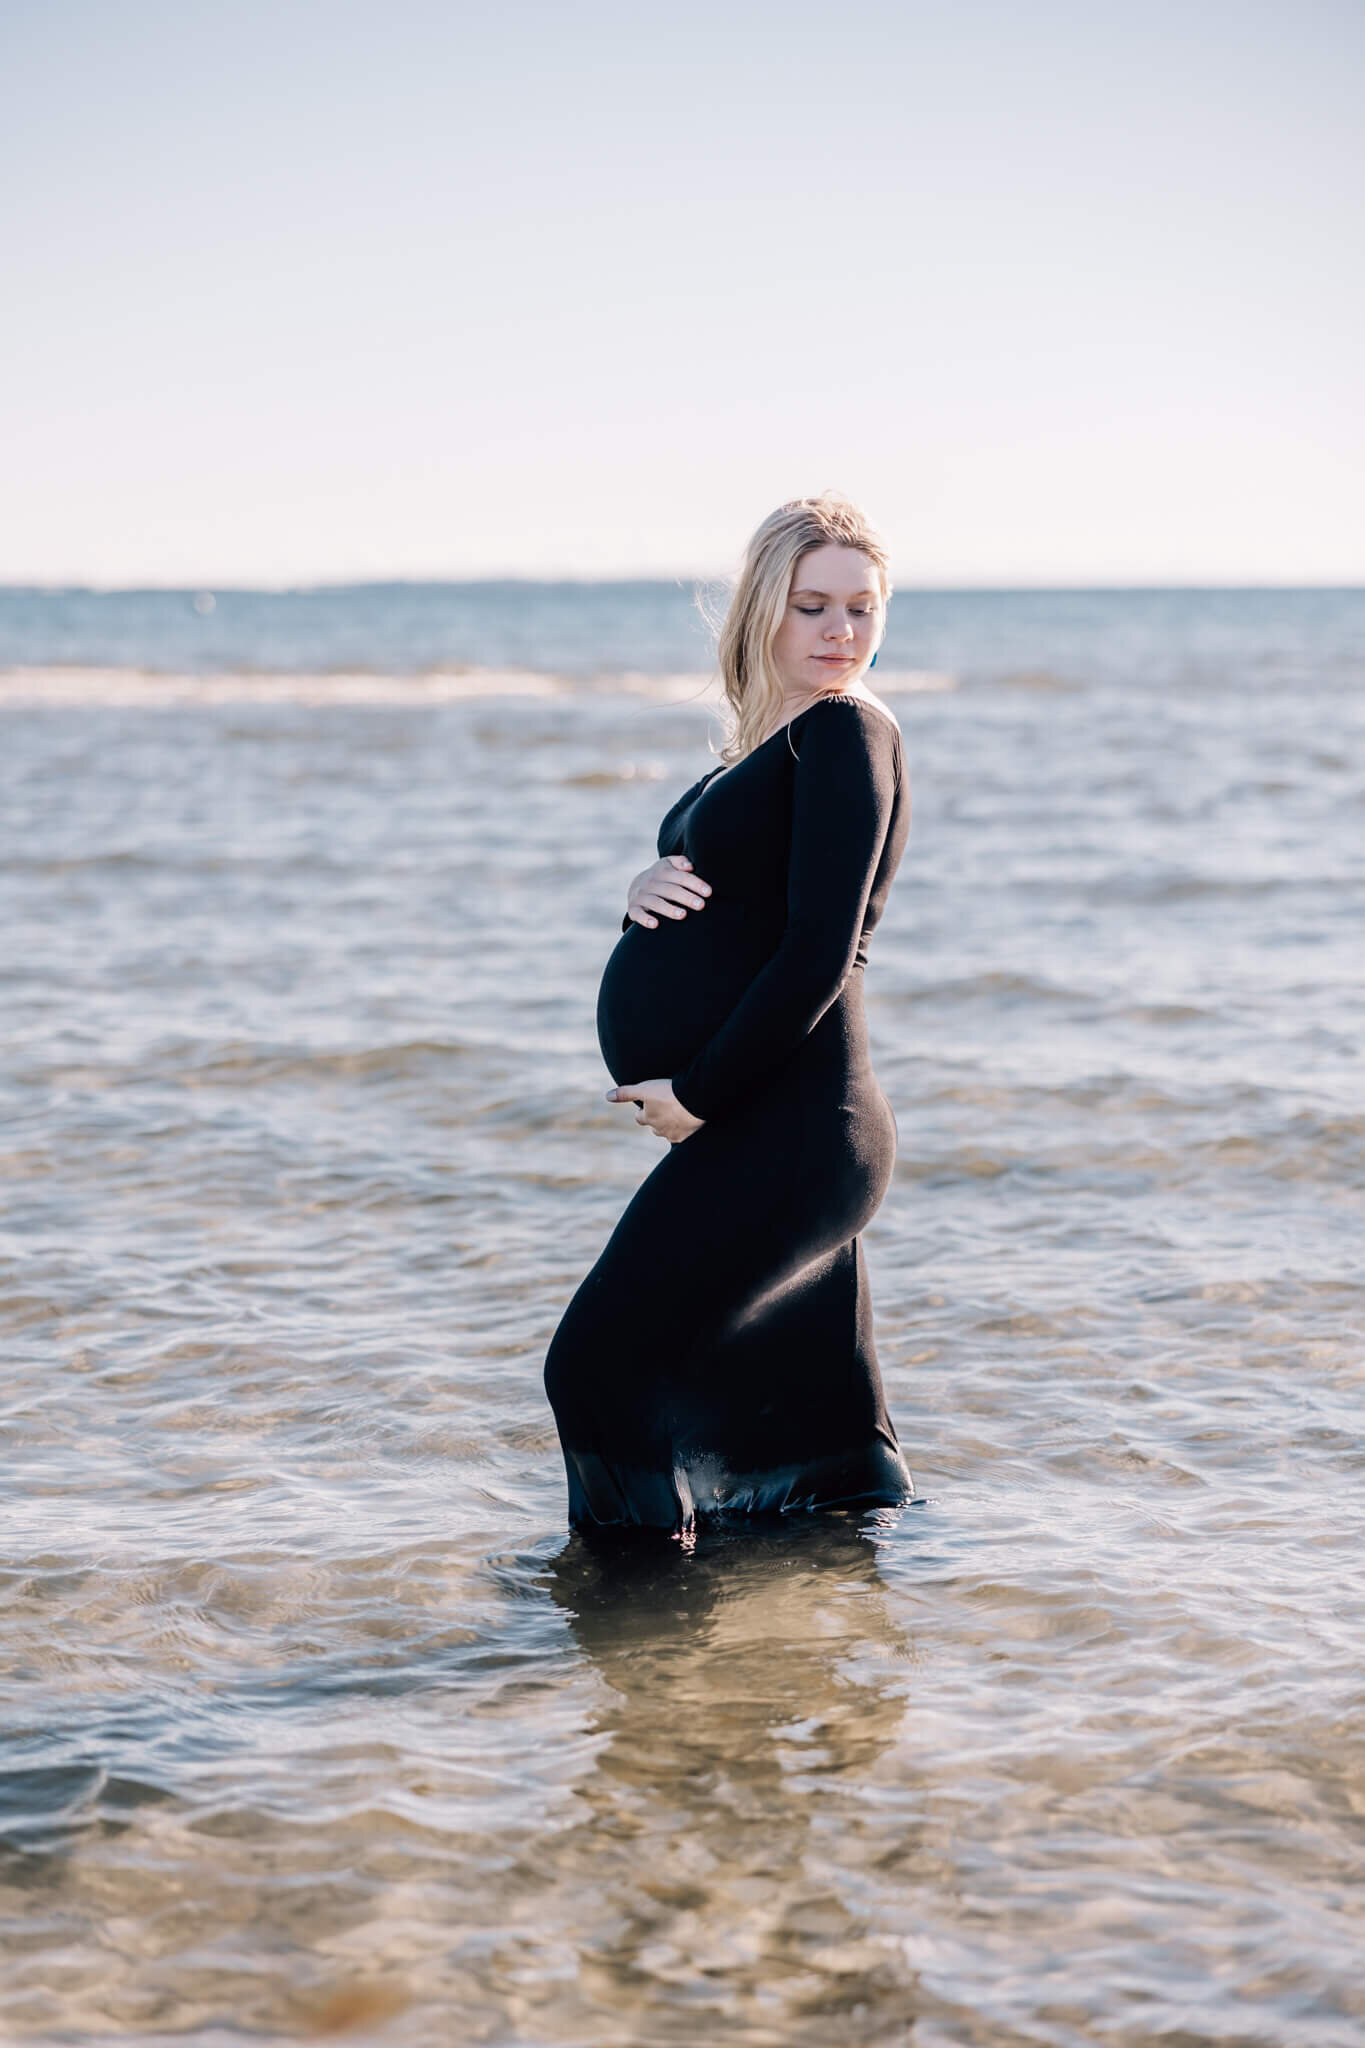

518,1518,926,2040
2,588,1364,2043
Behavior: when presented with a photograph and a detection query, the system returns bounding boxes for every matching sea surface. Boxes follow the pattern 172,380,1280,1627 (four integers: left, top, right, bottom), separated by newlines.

1,585,1362,2046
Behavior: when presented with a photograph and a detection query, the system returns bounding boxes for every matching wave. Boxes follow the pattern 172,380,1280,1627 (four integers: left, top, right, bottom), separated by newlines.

0,665,957,706
894,970,1094,1006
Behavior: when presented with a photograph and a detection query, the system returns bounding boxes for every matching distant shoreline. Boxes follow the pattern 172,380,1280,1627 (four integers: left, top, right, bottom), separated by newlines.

1,579,1362,598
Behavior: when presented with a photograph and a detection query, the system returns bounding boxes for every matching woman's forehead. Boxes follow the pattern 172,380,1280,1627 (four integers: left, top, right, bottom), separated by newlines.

789,544,882,597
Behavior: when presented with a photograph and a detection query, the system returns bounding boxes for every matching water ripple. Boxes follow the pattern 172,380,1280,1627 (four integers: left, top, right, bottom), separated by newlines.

2,613,1364,2042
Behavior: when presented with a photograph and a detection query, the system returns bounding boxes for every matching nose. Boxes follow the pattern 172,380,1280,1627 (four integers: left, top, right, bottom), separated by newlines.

824,614,854,642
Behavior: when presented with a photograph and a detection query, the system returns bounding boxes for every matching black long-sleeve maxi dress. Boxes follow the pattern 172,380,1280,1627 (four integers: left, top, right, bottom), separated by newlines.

544,692,914,1535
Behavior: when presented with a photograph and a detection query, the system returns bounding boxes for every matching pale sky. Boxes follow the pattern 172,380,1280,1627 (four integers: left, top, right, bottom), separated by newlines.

3,0,1362,585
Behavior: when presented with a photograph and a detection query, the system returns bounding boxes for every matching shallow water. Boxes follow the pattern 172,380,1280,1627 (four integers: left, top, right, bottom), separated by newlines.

2,591,1363,2043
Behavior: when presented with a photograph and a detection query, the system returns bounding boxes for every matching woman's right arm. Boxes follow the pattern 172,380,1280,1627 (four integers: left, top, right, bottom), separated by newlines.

624,855,711,931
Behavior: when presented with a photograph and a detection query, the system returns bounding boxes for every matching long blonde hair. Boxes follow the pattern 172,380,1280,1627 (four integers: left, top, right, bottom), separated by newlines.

713,492,891,763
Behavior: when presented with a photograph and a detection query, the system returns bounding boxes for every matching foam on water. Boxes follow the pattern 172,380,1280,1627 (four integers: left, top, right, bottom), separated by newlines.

0,664,955,706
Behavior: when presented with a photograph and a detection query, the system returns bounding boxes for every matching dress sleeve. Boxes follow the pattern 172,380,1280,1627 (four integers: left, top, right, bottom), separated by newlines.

671,699,899,1121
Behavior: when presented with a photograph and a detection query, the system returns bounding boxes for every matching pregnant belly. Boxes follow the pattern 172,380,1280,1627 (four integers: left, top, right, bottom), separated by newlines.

596,903,766,1084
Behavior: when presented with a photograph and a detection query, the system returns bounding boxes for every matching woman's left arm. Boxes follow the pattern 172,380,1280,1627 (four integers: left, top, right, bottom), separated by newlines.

668,699,898,1123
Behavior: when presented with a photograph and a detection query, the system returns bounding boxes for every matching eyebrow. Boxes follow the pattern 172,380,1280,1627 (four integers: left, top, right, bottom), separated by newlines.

791,587,880,600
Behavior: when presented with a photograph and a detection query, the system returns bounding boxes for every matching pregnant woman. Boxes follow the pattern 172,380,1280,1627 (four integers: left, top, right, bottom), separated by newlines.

544,492,915,1537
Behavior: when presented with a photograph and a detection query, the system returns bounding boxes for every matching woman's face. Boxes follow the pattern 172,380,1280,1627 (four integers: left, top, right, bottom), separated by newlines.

771,544,884,697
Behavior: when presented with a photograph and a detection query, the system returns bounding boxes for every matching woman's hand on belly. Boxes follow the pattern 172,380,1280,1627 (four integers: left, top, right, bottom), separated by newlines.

607,1078,704,1145
626,855,712,930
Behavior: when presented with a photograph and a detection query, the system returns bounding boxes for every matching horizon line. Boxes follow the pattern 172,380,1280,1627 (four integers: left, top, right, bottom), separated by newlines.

2,577,1363,598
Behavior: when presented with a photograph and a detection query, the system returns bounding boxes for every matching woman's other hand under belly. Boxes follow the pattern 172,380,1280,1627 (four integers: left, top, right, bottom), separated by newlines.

606,1078,704,1145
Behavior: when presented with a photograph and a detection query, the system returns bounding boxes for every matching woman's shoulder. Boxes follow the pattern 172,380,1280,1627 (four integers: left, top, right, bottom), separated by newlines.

791,688,902,752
